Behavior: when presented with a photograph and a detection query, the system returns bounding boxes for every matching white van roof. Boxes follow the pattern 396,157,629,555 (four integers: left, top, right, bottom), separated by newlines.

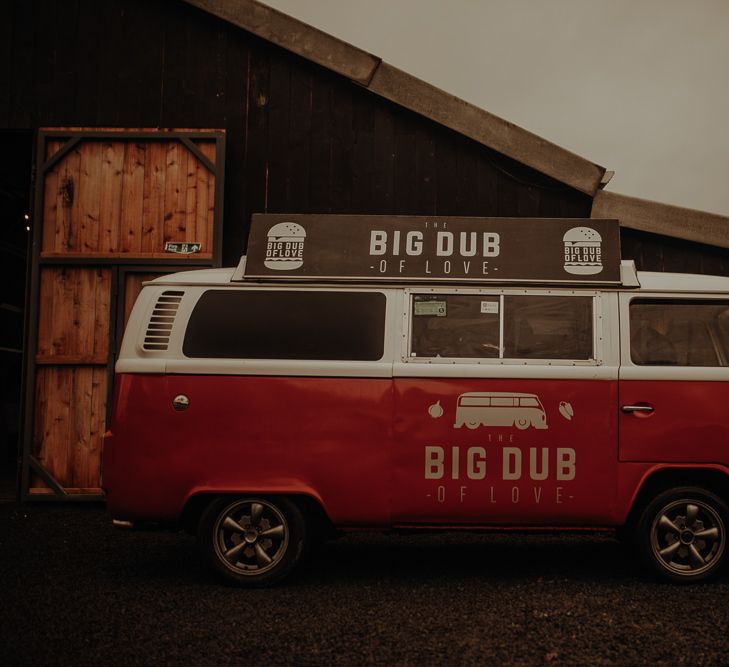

637,271,729,293
146,260,729,294
149,267,236,285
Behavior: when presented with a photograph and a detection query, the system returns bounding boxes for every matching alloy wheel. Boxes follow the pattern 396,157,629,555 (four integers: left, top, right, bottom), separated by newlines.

650,499,725,577
212,498,290,576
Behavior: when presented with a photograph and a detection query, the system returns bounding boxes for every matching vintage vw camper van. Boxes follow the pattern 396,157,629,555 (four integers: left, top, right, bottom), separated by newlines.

103,216,729,585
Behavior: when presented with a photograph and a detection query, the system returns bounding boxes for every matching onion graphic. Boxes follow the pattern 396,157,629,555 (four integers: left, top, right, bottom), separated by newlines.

428,400,444,419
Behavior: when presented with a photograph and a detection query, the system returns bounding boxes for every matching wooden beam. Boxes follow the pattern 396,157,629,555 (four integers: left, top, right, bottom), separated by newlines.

28,456,68,496
592,190,729,250
35,354,108,366
181,0,381,85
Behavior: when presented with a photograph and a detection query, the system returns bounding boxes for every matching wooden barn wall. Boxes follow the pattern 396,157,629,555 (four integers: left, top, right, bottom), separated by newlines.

2,0,727,274
1,0,595,269
620,229,729,275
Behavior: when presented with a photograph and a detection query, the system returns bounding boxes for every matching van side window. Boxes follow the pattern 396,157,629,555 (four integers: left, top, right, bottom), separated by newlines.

411,294,501,358
630,299,729,366
183,290,386,361
503,295,593,360
410,294,593,360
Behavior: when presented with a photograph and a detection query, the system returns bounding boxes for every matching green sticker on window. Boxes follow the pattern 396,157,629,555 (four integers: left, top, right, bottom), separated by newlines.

414,301,447,317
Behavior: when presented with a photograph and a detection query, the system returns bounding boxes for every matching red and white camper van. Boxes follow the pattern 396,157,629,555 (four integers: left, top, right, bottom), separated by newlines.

103,216,729,585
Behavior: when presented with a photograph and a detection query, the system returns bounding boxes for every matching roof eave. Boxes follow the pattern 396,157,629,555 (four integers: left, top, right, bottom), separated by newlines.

592,190,729,250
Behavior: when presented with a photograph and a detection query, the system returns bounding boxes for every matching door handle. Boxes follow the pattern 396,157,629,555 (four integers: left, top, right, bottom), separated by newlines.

621,404,654,414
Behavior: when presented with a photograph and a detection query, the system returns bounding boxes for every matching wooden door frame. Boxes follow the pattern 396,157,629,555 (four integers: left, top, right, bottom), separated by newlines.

20,129,226,501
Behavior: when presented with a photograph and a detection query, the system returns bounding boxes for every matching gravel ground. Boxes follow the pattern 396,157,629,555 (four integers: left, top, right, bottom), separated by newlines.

1,503,728,666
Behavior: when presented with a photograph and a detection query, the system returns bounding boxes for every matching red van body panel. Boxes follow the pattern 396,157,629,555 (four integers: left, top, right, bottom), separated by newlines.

105,371,729,527
105,372,691,528
391,378,620,525
104,374,393,524
619,380,729,464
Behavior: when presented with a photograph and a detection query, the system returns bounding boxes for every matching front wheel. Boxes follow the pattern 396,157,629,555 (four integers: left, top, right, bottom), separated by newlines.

198,496,306,587
636,487,728,583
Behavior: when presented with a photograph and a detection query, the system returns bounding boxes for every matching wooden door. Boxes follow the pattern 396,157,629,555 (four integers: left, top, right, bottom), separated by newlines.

40,133,219,260
24,129,224,498
32,267,111,494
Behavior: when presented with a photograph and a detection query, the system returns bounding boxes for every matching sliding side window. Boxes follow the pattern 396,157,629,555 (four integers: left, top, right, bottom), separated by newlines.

410,293,593,361
503,295,593,360
410,294,501,358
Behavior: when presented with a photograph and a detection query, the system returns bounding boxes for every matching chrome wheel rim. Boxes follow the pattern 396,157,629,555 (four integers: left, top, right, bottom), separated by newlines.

213,499,289,576
650,499,725,577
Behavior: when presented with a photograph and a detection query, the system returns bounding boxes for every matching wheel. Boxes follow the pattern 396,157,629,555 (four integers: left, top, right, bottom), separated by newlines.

635,487,728,583
198,496,306,587
514,418,529,430
466,421,480,430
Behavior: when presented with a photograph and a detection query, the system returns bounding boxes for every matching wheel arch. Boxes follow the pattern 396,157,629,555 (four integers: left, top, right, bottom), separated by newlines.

623,465,729,531
180,489,336,538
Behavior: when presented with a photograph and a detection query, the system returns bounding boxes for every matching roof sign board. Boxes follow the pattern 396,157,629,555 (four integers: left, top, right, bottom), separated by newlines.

243,214,622,284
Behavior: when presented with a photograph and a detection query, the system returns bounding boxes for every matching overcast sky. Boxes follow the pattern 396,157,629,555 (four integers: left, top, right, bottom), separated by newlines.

265,0,729,216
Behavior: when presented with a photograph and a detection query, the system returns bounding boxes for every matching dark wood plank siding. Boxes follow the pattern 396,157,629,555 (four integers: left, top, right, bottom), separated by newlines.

2,0,595,268
307,62,332,214
6,1,726,275
0,5,11,123
621,229,729,275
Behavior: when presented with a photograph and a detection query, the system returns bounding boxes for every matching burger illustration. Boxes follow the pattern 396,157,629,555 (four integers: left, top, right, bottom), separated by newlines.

563,226,603,275
264,221,307,270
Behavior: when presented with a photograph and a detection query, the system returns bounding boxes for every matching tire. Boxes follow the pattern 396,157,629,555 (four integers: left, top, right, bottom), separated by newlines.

514,418,529,430
198,496,306,587
635,486,728,583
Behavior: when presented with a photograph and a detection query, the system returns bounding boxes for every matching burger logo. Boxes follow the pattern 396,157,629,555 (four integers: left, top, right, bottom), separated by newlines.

563,226,603,275
264,222,306,270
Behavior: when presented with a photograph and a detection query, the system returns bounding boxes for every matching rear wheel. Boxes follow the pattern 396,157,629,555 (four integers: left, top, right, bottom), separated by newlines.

198,496,306,587
636,487,728,583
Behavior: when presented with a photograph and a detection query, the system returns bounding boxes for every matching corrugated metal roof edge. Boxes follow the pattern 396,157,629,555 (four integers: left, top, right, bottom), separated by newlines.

181,0,606,196
592,190,729,251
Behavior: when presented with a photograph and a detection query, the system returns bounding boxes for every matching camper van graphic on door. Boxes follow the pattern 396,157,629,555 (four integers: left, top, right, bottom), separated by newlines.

454,392,548,430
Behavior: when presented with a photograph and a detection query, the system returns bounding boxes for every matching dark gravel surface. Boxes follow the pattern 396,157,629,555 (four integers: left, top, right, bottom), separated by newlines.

2,504,728,666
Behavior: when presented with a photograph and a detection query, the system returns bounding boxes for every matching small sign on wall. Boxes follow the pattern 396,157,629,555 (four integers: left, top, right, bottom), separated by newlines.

165,242,202,255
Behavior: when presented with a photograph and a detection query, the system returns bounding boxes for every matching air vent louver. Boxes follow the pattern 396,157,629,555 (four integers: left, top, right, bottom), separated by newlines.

143,290,184,351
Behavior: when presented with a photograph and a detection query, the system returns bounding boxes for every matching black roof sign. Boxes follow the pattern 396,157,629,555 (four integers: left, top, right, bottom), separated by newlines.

243,214,622,284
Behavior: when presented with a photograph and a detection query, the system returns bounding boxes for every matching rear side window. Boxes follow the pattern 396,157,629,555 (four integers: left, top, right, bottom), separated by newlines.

184,290,386,360
630,299,729,366
410,293,593,360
